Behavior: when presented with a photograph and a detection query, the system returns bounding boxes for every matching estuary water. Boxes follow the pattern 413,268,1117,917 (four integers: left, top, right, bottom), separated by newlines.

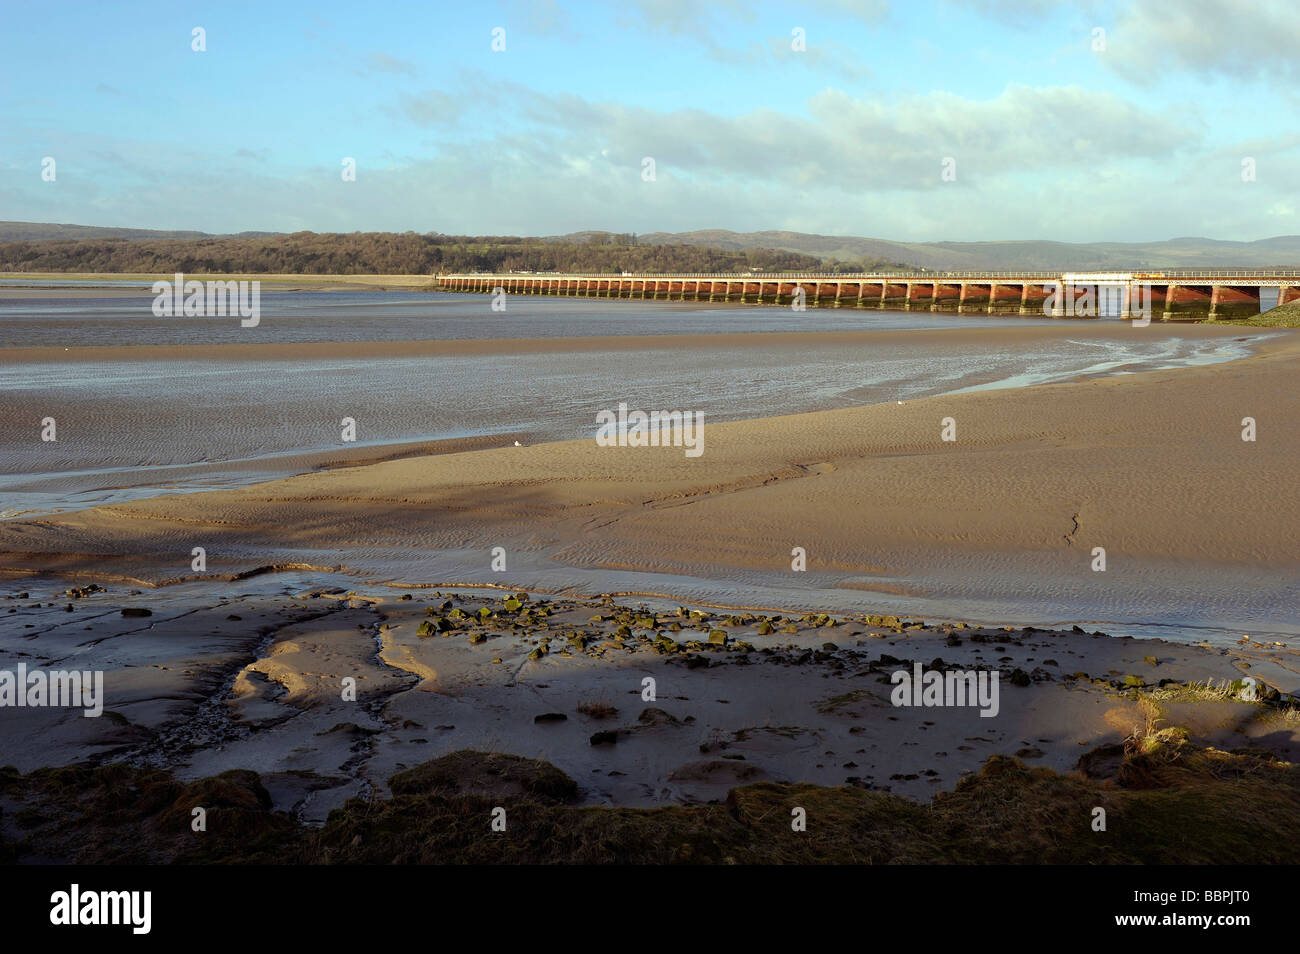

0,286,1257,517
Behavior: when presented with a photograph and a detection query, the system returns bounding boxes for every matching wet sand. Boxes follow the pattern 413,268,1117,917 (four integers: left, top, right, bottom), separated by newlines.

3,578,1294,818
0,321,1268,363
1,326,1295,629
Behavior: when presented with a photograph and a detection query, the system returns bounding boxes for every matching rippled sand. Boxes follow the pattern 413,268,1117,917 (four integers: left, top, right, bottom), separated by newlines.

0,320,1262,514
0,321,1294,640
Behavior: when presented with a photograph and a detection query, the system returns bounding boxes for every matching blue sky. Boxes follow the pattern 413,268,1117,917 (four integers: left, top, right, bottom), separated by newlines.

2,0,1298,241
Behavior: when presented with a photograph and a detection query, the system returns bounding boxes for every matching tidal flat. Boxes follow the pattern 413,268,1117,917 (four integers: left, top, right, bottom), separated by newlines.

1,283,1297,863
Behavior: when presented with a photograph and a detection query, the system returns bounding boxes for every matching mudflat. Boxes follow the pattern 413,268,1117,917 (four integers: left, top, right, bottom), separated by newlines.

2,327,1295,602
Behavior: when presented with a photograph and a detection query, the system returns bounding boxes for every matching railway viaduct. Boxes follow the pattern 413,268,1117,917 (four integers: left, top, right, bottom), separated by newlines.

436,270,1300,319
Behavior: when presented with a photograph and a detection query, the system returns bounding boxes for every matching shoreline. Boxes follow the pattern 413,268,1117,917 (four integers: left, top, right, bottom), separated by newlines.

2,562,1290,648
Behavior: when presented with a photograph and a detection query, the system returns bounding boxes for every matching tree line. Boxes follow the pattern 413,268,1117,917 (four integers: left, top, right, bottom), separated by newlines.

0,231,869,275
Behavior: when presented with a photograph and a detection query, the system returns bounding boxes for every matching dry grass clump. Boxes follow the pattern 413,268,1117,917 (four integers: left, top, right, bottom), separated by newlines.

4,738,1298,864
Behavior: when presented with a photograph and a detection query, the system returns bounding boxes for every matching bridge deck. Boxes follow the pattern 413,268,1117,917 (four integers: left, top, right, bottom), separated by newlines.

435,271,1300,318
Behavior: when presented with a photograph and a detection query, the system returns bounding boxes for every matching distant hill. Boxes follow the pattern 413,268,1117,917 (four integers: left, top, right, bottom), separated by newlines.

4,222,1299,271
570,229,1300,270
0,222,280,242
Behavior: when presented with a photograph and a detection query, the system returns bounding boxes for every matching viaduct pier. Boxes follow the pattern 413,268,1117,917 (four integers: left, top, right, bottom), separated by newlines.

437,270,1300,320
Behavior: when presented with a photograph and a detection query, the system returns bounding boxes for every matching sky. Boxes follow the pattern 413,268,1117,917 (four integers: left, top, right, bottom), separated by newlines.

2,0,1298,242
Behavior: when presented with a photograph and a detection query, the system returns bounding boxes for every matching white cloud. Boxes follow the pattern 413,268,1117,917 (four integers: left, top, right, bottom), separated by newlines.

985,0,1300,84
7,74,1294,243
365,52,418,76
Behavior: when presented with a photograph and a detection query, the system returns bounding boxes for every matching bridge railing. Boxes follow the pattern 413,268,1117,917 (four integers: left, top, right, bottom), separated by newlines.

438,268,1300,280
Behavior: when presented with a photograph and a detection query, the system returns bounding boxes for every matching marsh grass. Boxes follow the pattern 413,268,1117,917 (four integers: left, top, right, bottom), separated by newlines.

1204,298,1300,327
